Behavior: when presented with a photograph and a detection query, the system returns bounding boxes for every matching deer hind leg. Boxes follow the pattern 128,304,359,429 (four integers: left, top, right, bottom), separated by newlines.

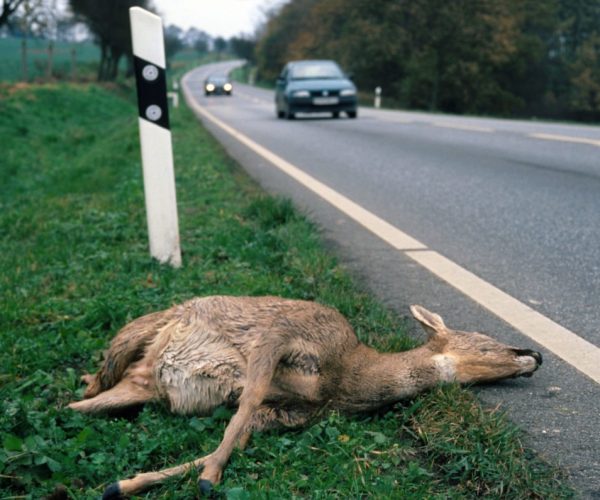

68,378,155,414
69,362,156,414
80,373,95,386
102,343,287,498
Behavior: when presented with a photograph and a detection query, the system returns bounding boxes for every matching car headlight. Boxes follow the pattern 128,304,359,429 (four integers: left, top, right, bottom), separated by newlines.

224,83,232,91
206,83,215,92
340,88,356,97
292,90,310,98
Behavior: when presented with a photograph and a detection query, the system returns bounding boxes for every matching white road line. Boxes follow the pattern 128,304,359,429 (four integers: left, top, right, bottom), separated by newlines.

432,122,495,133
367,114,415,124
530,133,600,147
235,93,267,105
185,89,425,251
181,74,600,385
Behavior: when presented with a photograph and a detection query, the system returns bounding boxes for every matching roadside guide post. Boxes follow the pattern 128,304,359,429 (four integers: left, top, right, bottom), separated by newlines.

374,86,382,109
129,7,181,267
168,81,180,108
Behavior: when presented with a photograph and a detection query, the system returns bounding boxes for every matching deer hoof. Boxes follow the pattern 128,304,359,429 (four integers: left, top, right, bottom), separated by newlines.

102,482,123,500
198,479,214,496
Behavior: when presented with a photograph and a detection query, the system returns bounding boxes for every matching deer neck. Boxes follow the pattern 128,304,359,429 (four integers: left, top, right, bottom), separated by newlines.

333,343,444,412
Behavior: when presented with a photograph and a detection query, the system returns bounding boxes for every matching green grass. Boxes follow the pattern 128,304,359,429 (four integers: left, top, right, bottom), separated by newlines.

0,82,572,499
230,62,274,90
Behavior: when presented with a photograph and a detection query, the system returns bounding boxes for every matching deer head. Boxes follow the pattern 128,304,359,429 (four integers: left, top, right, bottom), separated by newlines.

411,305,542,384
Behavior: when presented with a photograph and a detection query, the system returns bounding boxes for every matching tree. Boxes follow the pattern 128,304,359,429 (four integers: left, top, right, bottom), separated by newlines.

194,37,209,54
69,0,153,81
178,27,211,54
229,35,256,63
255,0,318,82
254,0,600,120
164,24,184,62
555,0,600,117
569,33,600,116
3,0,55,37
213,36,228,53
0,0,26,28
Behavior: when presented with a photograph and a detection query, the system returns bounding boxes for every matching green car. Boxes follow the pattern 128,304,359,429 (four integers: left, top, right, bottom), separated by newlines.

275,60,357,119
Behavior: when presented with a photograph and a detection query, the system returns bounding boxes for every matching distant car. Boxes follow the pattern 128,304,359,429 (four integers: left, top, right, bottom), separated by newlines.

204,75,233,96
275,60,357,119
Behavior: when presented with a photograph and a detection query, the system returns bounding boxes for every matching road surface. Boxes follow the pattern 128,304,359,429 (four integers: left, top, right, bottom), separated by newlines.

181,61,600,498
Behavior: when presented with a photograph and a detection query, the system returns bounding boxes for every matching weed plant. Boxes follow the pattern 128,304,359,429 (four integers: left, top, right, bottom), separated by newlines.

0,83,572,498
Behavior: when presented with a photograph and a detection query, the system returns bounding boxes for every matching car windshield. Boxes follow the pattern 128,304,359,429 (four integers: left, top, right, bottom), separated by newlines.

289,62,344,80
207,77,228,84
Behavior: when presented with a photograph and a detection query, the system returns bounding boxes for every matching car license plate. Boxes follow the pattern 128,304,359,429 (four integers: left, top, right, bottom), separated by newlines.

313,97,339,105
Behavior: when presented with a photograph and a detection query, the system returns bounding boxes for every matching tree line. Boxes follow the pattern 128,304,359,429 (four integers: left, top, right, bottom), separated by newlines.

1,0,242,81
254,0,600,121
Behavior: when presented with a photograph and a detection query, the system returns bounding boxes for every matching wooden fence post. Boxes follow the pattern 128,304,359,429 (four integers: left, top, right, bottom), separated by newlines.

71,47,77,81
47,41,54,80
21,39,28,81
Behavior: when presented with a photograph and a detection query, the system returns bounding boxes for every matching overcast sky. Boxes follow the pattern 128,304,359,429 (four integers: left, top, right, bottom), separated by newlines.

151,0,285,38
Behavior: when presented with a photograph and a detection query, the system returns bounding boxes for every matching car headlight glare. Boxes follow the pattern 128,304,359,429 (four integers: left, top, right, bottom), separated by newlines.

292,90,310,98
206,83,215,92
340,88,356,97
224,83,232,91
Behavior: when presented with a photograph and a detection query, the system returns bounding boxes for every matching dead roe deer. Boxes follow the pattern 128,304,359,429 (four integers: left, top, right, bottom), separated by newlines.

69,295,542,498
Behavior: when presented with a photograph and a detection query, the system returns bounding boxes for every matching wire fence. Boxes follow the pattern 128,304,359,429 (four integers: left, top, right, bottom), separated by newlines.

0,37,100,82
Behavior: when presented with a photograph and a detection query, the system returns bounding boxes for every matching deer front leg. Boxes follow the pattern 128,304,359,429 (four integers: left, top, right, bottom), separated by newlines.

100,399,268,498
198,404,315,494
196,360,279,493
102,406,313,499
102,456,210,499
102,344,286,498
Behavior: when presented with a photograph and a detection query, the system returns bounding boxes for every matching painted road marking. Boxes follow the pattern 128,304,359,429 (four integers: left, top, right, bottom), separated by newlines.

368,114,415,124
432,122,495,133
236,93,268,105
530,133,600,147
182,73,600,385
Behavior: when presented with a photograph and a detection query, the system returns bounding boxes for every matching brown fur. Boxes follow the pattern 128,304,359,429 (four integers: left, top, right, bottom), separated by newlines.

68,296,542,497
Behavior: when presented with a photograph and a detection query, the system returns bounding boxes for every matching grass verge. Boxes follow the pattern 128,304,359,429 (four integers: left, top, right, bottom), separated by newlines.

0,82,572,499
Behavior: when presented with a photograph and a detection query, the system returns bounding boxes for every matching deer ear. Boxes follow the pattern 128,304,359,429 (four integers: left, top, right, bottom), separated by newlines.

410,305,448,339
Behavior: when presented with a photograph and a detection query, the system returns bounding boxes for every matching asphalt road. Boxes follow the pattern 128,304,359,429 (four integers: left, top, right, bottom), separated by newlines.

182,61,600,498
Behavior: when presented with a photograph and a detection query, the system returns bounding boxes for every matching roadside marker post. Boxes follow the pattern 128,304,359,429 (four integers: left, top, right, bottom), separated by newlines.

168,86,179,108
129,7,181,267
374,86,382,109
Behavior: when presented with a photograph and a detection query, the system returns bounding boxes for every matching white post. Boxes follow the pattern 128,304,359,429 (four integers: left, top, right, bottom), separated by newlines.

374,86,382,109
168,91,179,108
129,7,181,267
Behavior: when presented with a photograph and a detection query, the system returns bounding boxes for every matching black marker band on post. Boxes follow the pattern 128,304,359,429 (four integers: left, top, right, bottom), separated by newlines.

133,55,170,130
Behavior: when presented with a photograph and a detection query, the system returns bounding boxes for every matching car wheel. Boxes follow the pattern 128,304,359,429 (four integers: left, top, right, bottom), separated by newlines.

285,108,295,120
347,110,357,119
